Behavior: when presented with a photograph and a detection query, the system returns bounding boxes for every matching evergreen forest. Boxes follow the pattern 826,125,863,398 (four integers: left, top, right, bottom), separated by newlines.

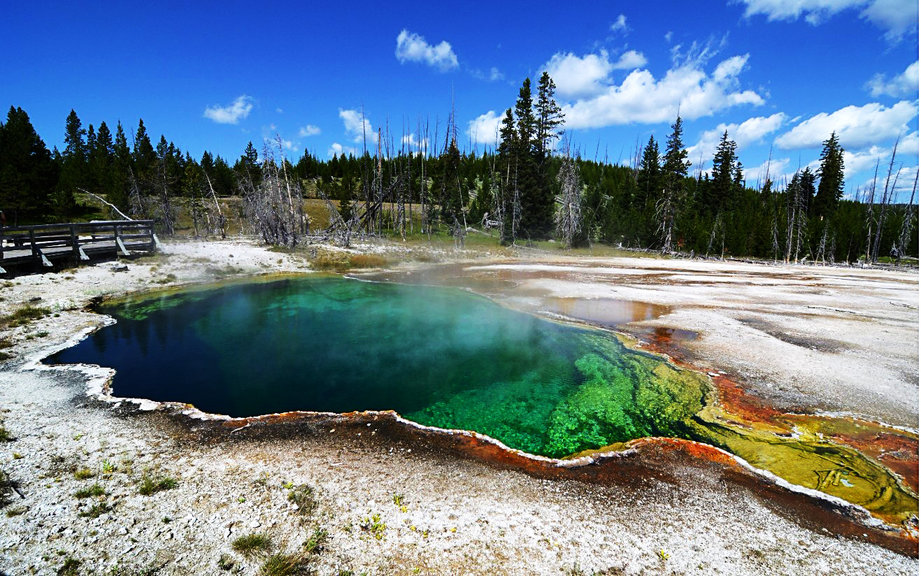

1,73,916,264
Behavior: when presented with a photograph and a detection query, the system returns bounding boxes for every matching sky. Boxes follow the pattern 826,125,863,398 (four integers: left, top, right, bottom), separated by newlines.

2,0,918,202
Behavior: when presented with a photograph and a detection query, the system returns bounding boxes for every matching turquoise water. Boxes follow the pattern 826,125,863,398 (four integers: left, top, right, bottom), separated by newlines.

49,277,706,458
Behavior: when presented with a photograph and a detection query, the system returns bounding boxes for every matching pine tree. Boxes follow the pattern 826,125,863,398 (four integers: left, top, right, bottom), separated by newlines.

89,121,114,198
0,106,57,224
814,132,844,219
535,72,564,160
56,109,88,217
497,108,518,245
706,130,743,215
635,135,660,209
658,116,689,252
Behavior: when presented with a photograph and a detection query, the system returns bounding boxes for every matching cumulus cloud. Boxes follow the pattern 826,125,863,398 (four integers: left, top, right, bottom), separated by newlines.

328,142,358,157
339,108,378,145
688,113,787,161
774,100,918,149
543,49,647,99
736,0,918,41
742,156,792,186
611,14,629,33
298,124,321,137
613,50,647,70
866,61,919,97
395,29,458,71
467,110,504,146
561,54,764,129
203,95,254,125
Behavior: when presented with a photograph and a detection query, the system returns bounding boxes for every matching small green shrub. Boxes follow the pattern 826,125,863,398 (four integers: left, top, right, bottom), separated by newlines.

303,528,327,555
360,513,386,540
232,533,273,558
0,425,11,442
138,475,177,496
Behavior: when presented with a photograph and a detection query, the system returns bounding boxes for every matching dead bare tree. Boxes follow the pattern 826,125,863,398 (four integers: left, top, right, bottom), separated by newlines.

864,161,879,263
897,169,918,258
871,137,901,262
242,141,306,247
554,147,583,248
202,171,227,239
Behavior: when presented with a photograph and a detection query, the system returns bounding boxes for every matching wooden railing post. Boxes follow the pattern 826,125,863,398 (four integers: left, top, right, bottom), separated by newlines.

70,224,79,263
29,229,37,261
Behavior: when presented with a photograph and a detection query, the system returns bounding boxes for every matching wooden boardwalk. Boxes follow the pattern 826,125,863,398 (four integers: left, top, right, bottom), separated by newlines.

0,220,158,274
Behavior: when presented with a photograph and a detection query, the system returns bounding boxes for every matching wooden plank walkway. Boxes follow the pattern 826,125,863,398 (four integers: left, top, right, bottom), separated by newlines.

0,220,158,274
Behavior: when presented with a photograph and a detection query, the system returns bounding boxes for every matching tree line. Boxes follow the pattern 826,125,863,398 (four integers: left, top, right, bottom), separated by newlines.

0,80,916,262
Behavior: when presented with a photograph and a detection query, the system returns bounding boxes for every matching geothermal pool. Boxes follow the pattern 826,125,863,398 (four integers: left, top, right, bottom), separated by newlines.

48,276,917,525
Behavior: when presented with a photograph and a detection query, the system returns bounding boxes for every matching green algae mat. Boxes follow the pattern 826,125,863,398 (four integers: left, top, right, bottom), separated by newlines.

48,276,918,526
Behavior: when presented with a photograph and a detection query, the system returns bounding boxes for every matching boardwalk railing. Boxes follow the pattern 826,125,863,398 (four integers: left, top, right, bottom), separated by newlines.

0,220,158,273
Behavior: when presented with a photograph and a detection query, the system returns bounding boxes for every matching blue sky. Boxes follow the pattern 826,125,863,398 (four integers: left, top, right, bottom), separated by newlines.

2,1,918,201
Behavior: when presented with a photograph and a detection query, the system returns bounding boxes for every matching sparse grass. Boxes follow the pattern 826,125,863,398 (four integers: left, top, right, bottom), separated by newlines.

78,501,112,518
0,469,18,508
217,554,236,571
0,306,51,329
0,424,12,442
309,249,387,271
232,533,273,558
74,483,105,498
0,338,12,349
73,467,95,480
57,557,81,576
138,474,177,496
153,273,178,284
5,505,27,517
287,484,317,516
0,351,11,362
347,253,387,268
258,552,311,576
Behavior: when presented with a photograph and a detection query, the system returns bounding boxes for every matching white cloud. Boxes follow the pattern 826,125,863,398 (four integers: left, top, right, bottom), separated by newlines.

743,156,792,186
867,61,919,97
561,54,764,129
611,14,628,33
736,0,918,41
203,95,254,125
612,50,647,70
859,163,920,202
544,51,616,98
395,29,458,71
688,113,787,161
328,142,358,157
489,67,505,82
467,110,503,146
298,124,321,137
544,49,648,99
339,108,378,145
774,100,918,149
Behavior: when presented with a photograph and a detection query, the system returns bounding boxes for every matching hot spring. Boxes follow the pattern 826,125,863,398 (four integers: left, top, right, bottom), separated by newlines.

48,275,918,524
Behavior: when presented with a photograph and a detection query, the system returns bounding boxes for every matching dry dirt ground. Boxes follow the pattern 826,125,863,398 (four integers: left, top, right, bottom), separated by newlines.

0,238,917,575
